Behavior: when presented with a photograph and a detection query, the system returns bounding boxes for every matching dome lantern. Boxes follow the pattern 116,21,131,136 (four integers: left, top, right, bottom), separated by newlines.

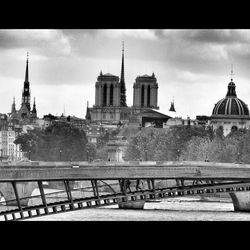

226,81,237,97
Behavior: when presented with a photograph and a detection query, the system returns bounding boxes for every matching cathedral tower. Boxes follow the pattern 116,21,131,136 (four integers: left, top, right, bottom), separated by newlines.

133,72,159,109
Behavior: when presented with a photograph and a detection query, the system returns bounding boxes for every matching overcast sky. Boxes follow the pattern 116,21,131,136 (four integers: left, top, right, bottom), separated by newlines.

1,29,250,119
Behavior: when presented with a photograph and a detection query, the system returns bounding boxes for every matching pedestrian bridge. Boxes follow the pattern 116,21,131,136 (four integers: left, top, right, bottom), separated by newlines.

1,160,250,221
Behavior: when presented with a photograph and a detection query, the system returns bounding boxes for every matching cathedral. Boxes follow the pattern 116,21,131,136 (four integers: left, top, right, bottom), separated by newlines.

10,53,37,121
86,43,162,125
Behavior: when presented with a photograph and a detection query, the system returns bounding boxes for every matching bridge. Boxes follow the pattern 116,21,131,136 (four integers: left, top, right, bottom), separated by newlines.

1,160,250,221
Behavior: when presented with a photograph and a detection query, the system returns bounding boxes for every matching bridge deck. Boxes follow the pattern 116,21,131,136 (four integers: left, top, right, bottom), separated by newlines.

0,161,250,182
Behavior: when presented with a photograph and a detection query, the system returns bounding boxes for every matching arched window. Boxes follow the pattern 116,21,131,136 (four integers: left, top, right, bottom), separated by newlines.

231,126,238,132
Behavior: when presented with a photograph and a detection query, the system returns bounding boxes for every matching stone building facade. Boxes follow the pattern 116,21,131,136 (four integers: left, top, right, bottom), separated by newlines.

0,115,23,161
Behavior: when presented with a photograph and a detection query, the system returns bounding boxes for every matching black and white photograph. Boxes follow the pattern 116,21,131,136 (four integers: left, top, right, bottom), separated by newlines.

2,29,250,223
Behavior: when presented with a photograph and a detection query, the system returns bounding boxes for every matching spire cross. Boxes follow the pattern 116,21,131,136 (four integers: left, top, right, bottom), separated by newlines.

122,40,124,54
230,64,234,81
27,51,29,62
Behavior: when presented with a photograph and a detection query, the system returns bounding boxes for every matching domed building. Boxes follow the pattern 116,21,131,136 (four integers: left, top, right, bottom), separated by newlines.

211,78,250,136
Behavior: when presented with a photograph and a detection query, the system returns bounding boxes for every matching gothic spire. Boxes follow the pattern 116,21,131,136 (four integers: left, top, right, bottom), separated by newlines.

22,52,31,111
120,41,127,107
32,97,37,112
11,97,16,114
25,52,29,83
85,101,91,120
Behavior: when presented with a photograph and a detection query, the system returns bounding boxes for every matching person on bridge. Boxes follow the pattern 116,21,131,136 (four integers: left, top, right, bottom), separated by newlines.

136,179,144,191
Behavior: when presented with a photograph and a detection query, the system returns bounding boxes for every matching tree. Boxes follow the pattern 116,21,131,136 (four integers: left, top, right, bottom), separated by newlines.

96,131,110,149
85,142,97,161
238,130,250,163
15,122,88,161
124,128,159,161
215,126,224,139
95,146,109,161
151,126,214,161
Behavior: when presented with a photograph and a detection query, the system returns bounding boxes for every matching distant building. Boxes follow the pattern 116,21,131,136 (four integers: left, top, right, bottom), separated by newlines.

210,76,250,136
162,101,197,128
107,136,128,162
86,42,170,128
42,113,86,131
0,115,23,161
129,109,171,128
10,53,37,122
196,115,211,126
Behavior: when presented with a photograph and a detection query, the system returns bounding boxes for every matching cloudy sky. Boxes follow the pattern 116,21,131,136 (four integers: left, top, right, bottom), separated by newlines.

1,29,250,119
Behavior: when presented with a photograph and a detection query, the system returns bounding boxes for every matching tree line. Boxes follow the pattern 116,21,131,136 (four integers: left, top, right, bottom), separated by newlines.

124,126,250,164
14,121,119,161
14,121,250,164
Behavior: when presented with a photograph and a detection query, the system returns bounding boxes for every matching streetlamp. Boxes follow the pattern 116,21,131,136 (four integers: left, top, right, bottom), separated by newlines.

59,149,62,161
28,150,31,160
117,149,121,162
177,149,180,161
205,152,209,162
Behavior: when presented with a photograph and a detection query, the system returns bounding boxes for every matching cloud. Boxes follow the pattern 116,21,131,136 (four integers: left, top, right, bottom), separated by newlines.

99,29,157,40
0,29,71,56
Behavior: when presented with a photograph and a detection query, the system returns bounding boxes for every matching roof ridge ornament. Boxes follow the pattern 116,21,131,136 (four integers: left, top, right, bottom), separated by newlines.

230,63,234,82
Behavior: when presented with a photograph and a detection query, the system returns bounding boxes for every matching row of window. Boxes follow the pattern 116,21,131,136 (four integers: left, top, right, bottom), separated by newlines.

212,121,246,125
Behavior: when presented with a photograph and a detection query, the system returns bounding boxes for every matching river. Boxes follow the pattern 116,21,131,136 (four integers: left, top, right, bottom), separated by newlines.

25,196,250,221
2,187,250,221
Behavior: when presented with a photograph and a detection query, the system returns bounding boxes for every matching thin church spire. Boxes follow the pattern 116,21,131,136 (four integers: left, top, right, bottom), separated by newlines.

22,52,31,111
25,52,29,83
120,41,127,107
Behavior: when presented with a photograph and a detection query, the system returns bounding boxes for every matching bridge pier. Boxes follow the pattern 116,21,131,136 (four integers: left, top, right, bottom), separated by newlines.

230,192,250,212
0,182,37,206
118,200,145,209
118,179,145,209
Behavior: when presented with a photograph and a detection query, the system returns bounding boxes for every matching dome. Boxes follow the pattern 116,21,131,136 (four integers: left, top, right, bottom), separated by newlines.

212,80,249,117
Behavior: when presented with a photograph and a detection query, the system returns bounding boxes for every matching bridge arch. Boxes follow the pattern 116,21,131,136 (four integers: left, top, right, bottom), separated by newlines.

0,182,37,206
